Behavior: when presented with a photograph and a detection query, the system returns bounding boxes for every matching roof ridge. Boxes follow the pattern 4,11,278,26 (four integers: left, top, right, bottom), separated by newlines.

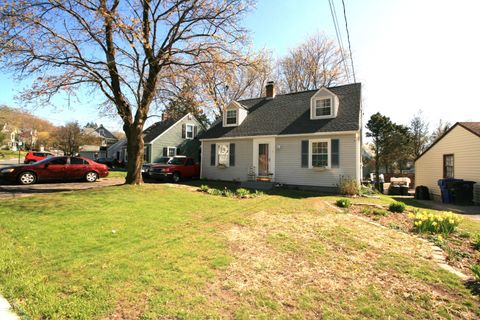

237,82,361,103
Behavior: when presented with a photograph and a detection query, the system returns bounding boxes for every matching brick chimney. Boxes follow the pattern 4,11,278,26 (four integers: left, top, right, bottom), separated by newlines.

265,81,276,99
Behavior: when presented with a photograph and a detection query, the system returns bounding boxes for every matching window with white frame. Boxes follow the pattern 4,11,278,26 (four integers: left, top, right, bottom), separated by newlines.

315,98,332,117
167,147,176,157
185,124,194,139
226,109,237,125
310,140,329,168
217,143,229,166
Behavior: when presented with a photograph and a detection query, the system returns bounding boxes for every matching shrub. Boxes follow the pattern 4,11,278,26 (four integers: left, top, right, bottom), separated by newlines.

389,202,406,213
337,176,359,196
409,211,462,235
472,234,480,251
254,190,264,197
207,188,222,196
372,208,389,216
235,188,250,198
471,264,480,281
199,185,209,192
336,198,352,208
221,188,234,197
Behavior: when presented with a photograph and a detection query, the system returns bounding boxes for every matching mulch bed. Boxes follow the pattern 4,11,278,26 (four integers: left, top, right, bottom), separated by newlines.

349,203,480,277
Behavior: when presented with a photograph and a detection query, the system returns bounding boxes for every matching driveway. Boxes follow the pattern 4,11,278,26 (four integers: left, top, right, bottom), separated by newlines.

0,178,124,199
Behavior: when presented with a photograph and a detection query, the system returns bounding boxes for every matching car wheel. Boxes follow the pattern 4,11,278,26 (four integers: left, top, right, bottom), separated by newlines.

18,171,37,185
172,172,181,183
85,171,98,182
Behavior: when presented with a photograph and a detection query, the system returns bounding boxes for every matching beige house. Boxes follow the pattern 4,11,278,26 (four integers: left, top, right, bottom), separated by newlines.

415,122,480,201
200,82,362,192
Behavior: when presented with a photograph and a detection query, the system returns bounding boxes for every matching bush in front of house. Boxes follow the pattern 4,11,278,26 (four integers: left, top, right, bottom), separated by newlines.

337,176,359,196
235,188,250,198
408,211,462,235
199,185,209,192
336,198,352,208
389,202,406,213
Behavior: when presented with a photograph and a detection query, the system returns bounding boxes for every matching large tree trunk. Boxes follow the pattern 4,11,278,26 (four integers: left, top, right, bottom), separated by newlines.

124,123,145,184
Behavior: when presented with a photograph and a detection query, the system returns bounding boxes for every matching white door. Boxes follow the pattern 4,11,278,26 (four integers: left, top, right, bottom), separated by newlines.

253,138,275,179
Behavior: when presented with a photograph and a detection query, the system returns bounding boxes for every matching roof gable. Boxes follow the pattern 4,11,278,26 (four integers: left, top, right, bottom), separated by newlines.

415,122,480,161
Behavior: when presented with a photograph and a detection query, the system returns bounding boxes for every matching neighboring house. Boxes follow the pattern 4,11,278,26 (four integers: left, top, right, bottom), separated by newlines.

108,113,204,163
80,125,118,159
415,122,480,201
83,124,118,147
200,82,362,192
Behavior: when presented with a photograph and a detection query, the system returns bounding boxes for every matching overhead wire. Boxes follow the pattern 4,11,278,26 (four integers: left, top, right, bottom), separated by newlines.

328,0,351,82
341,0,357,83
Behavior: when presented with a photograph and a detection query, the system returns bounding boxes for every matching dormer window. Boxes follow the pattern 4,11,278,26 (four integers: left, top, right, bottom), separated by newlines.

226,110,237,125
310,87,339,120
315,98,332,117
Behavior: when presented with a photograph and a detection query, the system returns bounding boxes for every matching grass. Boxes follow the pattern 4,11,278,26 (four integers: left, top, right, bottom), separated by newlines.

0,150,27,159
0,184,478,319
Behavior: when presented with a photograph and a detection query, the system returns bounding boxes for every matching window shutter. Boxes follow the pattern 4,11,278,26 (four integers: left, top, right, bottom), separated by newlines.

194,125,198,138
229,143,235,167
210,144,216,166
331,139,340,168
182,124,186,138
301,140,309,168
162,147,167,157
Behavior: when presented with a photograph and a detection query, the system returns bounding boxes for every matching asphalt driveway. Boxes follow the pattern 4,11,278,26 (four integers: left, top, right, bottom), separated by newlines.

0,178,124,199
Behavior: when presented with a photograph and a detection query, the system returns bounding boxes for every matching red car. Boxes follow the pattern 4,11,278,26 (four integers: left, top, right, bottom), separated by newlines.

0,156,109,185
24,151,54,164
146,156,200,182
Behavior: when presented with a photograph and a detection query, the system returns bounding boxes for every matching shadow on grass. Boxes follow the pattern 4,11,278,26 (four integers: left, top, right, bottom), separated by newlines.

179,179,332,199
465,280,480,296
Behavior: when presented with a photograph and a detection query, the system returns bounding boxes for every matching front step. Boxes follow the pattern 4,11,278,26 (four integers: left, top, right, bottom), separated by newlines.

240,181,275,191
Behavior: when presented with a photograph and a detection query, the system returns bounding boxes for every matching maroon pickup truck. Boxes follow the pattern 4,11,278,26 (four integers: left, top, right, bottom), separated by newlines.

146,156,200,182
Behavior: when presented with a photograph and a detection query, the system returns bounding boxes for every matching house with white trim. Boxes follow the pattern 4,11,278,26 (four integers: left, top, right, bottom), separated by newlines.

200,81,362,192
108,113,204,163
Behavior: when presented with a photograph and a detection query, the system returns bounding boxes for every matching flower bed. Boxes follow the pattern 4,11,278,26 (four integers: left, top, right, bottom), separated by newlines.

349,203,480,277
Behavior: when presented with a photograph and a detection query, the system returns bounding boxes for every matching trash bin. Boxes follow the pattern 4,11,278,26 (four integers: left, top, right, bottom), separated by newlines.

449,181,476,205
415,186,430,200
438,179,463,203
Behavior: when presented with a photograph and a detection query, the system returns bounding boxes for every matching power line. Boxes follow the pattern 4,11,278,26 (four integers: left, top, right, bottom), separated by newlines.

341,0,357,83
328,0,351,83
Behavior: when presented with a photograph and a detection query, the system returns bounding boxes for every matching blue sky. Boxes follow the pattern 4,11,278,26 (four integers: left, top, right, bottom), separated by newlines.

1,0,479,132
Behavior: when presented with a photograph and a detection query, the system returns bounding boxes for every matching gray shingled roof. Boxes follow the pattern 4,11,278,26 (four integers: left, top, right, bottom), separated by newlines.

201,83,361,139
95,125,117,140
143,119,176,143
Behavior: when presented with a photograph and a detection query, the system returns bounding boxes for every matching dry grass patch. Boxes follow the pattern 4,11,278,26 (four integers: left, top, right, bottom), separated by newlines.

207,207,479,318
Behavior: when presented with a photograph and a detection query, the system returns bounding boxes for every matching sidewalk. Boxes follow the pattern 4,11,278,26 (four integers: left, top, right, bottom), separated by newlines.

0,296,19,320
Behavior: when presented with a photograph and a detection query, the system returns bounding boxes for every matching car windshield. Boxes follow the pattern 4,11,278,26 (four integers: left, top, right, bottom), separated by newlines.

156,157,170,164
168,158,186,165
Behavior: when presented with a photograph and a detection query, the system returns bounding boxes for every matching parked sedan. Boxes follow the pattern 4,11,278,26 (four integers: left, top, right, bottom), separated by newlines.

0,156,109,185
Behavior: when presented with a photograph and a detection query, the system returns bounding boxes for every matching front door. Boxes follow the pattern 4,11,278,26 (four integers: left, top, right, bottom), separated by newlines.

258,143,269,176
253,138,275,179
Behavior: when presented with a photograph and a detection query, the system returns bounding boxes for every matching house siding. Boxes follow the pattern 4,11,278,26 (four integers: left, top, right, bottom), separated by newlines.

201,139,253,181
275,134,359,187
415,125,480,200
149,116,204,163
201,133,360,187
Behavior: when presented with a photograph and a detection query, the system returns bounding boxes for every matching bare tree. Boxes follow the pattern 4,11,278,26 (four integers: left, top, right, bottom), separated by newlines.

197,50,272,116
54,122,101,156
430,119,451,143
277,33,349,93
0,0,253,184
409,111,429,158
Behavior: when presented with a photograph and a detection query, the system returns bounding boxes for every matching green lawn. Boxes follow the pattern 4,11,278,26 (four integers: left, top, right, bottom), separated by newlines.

0,184,479,319
0,150,27,159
